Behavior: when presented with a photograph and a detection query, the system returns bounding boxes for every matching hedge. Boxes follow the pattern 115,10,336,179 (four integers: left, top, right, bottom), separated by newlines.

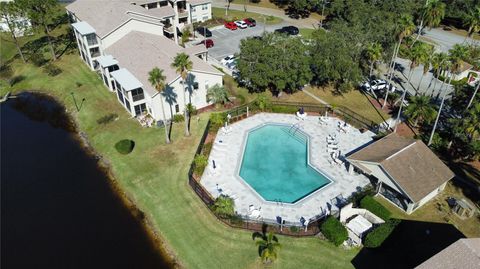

320,216,348,246
114,139,135,154
360,196,391,220
271,105,299,114
364,219,401,248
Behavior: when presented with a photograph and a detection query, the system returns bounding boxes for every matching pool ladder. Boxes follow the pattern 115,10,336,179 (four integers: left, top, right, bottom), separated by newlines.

274,199,284,206
289,123,301,135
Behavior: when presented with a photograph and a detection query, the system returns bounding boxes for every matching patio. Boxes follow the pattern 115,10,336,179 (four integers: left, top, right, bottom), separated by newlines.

200,113,376,225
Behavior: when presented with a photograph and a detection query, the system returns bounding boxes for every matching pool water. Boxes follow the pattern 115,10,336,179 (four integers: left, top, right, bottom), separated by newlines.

239,124,331,203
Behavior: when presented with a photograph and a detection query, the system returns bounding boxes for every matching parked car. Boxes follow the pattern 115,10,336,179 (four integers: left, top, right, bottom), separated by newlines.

226,61,237,70
367,79,388,91
195,26,212,37
197,39,214,48
275,26,299,35
243,18,256,27
224,21,238,30
234,20,248,29
221,55,236,66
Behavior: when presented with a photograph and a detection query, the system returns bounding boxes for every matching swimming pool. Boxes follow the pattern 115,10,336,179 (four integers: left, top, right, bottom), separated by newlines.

239,124,332,203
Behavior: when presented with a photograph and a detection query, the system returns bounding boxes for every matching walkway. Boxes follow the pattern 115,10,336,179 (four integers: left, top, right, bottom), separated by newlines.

211,0,319,29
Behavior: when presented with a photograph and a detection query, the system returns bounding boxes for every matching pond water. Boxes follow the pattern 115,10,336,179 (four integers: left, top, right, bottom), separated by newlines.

1,93,172,268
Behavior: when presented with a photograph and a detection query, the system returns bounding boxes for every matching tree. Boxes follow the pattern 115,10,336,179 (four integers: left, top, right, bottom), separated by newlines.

365,42,382,78
0,1,27,63
252,230,281,264
404,95,436,126
428,52,448,96
148,67,171,144
171,52,193,136
383,14,416,108
212,195,234,218
19,0,58,60
463,6,480,42
206,84,229,105
416,43,434,92
181,27,190,46
423,0,446,29
467,82,479,110
463,103,480,140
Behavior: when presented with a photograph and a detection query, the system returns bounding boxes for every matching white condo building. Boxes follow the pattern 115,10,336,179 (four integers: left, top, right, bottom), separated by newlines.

66,0,221,124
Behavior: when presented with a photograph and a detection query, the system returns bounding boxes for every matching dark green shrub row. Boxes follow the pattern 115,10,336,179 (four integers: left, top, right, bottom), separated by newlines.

364,219,401,248
173,114,185,123
193,154,208,176
43,63,62,76
209,112,227,131
360,196,391,220
320,216,348,246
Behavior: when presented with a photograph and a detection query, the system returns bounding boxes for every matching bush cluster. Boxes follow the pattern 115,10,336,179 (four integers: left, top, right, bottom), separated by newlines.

114,139,135,155
209,112,227,130
320,216,348,246
364,219,401,248
44,63,62,76
193,154,208,176
96,113,118,125
173,114,185,123
30,52,46,67
360,196,391,220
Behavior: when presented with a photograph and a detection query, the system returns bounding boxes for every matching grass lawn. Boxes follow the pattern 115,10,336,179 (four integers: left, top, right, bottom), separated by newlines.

299,28,316,38
1,28,359,269
374,182,480,238
243,0,324,21
301,86,390,124
212,7,282,25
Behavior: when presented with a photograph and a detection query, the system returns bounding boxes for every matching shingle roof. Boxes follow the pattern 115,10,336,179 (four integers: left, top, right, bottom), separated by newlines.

416,238,480,269
105,31,222,96
347,133,455,202
66,0,174,38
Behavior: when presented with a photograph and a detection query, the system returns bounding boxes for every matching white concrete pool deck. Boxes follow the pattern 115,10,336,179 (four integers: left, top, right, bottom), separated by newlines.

200,113,375,225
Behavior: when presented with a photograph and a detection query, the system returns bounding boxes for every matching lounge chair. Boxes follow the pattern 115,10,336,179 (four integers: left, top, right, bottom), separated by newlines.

296,111,307,120
327,147,339,154
319,116,328,125
221,126,232,135
327,143,338,149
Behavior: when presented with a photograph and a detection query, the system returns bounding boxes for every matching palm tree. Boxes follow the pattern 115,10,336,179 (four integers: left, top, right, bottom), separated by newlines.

212,195,234,218
366,42,382,78
206,84,229,106
428,63,453,145
412,0,446,46
252,231,281,264
464,103,480,140
463,6,480,43
148,67,171,144
171,52,193,136
404,95,437,126
428,52,448,96
383,14,416,108
467,81,479,110
416,43,434,92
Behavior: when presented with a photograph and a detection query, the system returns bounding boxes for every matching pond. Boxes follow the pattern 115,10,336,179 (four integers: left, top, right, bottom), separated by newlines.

1,93,173,268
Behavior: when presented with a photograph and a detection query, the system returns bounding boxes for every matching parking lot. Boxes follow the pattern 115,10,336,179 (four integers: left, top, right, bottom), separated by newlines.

205,22,289,61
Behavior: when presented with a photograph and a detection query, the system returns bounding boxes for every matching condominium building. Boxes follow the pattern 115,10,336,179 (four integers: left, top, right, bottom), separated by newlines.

65,0,222,124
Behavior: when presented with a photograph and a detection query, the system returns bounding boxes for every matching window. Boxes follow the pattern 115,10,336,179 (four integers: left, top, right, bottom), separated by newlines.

202,4,208,10
193,82,199,90
205,80,209,89
134,103,147,116
90,47,100,58
192,6,196,12
131,88,145,102
125,99,131,112
117,88,124,104
202,15,209,21
108,65,119,73
86,34,98,46
175,104,179,113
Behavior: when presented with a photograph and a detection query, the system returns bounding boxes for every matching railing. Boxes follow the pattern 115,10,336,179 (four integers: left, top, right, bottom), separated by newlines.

132,93,145,102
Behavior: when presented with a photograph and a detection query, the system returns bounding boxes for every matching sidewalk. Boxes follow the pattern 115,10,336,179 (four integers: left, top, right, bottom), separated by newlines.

211,1,319,29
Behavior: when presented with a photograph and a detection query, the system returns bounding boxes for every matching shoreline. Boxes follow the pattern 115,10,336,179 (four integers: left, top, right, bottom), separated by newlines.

9,91,182,268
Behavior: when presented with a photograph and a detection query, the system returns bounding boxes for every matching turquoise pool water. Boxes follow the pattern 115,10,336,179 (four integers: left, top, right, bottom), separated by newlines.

239,124,331,203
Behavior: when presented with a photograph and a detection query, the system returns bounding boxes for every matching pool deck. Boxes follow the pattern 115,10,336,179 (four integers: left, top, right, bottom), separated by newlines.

200,113,375,225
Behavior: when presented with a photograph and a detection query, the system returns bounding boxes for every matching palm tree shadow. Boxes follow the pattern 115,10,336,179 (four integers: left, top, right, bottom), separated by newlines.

252,224,269,257
163,85,178,141
186,73,197,130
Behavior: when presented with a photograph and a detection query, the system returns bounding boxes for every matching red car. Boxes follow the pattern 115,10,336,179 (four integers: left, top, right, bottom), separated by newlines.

224,21,238,30
243,18,256,27
198,39,214,48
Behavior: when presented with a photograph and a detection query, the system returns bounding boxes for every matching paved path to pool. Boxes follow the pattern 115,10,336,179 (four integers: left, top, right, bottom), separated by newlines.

200,113,375,225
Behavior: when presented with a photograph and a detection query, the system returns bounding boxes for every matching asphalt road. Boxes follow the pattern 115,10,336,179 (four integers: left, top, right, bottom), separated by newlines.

422,28,479,52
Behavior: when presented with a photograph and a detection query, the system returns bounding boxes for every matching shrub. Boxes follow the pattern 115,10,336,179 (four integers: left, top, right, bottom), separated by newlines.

114,139,135,154
193,154,208,176
96,113,118,125
212,195,235,218
75,82,83,87
9,75,25,86
255,93,271,111
186,103,197,116
289,226,300,233
364,219,401,248
202,142,213,156
209,112,227,130
360,196,391,220
271,105,298,114
44,63,62,76
320,216,348,246
30,51,46,66
173,114,185,123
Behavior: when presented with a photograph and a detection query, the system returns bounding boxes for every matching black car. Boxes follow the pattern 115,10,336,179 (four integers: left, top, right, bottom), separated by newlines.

274,26,299,36
196,27,212,37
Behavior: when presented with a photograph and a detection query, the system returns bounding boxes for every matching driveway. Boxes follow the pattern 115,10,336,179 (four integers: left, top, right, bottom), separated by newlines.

205,22,290,61
421,27,479,52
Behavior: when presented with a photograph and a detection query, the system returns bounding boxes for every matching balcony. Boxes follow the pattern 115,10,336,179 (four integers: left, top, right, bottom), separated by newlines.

90,48,101,58
178,9,188,18
132,93,145,102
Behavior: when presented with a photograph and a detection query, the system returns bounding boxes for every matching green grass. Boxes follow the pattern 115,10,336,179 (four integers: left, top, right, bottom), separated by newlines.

299,28,316,38
212,7,282,25
1,26,360,269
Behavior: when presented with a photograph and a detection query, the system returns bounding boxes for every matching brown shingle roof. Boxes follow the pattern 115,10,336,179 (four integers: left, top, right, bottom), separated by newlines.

66,0,174,38
347,133,455,202
416,238,480,269
105,31,222,96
